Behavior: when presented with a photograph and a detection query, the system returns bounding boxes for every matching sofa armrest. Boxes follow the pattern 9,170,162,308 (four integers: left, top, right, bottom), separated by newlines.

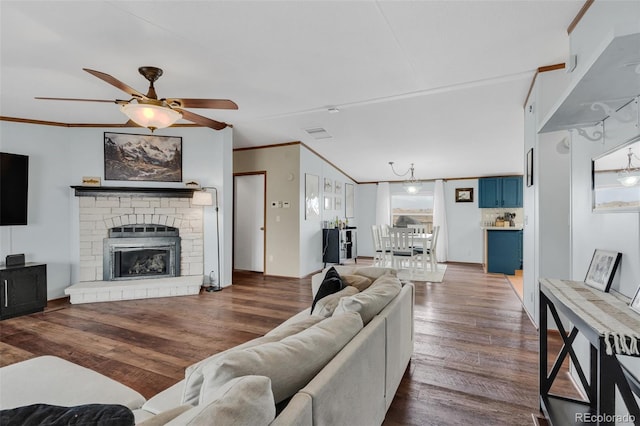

141,380,185,415
270,393,312,426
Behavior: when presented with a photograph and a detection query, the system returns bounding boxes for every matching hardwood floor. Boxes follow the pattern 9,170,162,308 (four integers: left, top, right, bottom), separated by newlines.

0,262,578,425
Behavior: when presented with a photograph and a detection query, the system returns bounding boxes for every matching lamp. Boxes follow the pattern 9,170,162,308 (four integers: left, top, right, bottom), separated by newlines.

617,147,640,187
192,187,222,292
121,102,182,132
389,162,422,194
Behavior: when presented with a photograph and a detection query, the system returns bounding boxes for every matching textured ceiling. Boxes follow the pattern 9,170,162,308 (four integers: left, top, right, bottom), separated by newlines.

0,1,584,182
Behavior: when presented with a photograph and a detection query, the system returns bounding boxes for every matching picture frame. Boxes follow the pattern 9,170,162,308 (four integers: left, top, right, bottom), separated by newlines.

335,196,342,212
305,174,320,220
104,132,182,182
455,188,473,203
345,183,355,218
526,148,533,187
324,178,333,193
584,249,622,292
334,181,343,194
324,196,333,210
630,286,640,315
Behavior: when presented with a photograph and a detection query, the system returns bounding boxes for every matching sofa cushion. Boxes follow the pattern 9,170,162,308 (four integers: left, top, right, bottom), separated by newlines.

182,315,323,406
167,376,275,426
352,267,397,281
310,267,344,313
333,274,402,324
341,274,374,292
199,312,363,404
312,286,359,317
0,403,134,426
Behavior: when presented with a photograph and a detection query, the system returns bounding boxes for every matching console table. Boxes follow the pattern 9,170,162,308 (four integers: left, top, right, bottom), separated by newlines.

539,278,640,425
322,228,357,267
0,263,47,320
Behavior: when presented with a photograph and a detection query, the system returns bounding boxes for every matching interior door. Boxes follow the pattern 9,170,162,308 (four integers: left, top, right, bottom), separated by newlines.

234,174,265,272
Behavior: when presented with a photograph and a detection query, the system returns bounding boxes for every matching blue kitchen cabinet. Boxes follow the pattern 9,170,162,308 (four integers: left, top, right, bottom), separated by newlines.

487,230,523,275
479,176,522,208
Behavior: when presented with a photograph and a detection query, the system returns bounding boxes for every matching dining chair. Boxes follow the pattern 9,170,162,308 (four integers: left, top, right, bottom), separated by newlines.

423,225,440,271
387,227,419,271
370,225,387,267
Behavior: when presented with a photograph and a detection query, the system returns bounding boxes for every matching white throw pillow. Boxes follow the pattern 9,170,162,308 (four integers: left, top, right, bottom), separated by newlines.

333,274,401,324
199,312,363,404
312,286,359,317
182,315,323,405
167,376,275,426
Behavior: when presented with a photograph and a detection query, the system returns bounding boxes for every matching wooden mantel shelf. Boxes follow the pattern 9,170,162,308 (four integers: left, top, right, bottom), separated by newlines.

71,186,197,198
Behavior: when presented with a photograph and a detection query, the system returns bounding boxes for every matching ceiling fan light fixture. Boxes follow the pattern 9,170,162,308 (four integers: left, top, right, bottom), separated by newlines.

121,103,182,131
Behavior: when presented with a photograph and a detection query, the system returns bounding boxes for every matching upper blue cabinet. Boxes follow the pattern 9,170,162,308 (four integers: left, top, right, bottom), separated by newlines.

479,176,522,208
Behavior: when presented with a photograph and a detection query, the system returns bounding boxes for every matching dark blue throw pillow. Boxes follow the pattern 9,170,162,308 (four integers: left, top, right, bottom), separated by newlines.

311,267,345,314
0,403,134,426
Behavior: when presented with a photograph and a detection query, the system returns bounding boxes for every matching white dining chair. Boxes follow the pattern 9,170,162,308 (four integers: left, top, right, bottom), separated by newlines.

371,225,387,267
387,227,419,271
422,225,440,271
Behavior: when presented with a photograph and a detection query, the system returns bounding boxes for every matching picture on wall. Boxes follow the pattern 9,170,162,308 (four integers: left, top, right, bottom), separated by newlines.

335,196,342,212
630,286,640,315
324,178,333,193
455,188,473,202
324,196,333,211
526,148,533,187
104,132,182,182
345,183,355,218
584,249,622,292
305,174,320,220
335,181,343,194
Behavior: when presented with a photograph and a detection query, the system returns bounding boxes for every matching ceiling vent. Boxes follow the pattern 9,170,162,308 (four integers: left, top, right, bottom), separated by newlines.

304,127,332,140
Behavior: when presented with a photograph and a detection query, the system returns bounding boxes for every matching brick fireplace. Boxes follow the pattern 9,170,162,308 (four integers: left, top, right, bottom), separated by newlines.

66,188,205,304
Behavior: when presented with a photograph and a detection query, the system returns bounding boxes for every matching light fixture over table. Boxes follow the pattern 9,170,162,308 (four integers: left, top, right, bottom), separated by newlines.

617,147,640,187
389,162,422,194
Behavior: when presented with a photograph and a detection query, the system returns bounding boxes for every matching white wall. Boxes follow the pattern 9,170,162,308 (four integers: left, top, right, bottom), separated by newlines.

355,183,377,257
299,145,356,277
444,179,483,263
0,121,232,298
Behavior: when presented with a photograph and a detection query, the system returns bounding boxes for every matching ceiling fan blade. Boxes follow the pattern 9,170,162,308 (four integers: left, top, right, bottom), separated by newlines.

167,98,238,110
35,96,129,105
175,108,228,130
83,68,146,99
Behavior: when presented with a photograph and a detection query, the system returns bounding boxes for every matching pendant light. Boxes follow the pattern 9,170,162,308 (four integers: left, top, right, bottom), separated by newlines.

389,162,422,194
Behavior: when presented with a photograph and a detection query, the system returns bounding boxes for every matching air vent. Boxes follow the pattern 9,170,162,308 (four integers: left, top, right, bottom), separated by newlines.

304,127,332,140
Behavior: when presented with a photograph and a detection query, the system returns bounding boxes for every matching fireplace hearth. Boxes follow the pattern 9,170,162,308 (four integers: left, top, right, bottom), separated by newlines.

103,224,181,281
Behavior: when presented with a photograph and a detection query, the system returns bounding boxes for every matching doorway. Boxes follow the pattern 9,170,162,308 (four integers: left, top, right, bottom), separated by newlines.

233,173,266,273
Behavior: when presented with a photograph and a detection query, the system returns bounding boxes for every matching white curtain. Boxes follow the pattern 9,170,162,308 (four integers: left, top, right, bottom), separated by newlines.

376,182,391,226
433,179,448,262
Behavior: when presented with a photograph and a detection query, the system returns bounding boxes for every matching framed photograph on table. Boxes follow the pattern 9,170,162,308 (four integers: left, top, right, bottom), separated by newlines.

584,249,622,292
630,286,640,315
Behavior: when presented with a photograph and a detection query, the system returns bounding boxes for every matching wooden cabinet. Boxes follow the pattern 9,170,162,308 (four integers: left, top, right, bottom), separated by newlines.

322,228,357,266
487,230,522,275
0,263,47,320
479,176,523,208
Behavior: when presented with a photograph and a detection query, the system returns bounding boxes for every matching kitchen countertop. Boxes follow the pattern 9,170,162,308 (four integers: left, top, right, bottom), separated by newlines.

482,226,524,231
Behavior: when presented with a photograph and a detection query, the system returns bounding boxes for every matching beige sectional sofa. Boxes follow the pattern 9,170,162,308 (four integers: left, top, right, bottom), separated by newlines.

0,266,414,425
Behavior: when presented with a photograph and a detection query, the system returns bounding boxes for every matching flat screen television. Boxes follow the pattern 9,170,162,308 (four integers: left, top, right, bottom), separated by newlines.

0,152,29,226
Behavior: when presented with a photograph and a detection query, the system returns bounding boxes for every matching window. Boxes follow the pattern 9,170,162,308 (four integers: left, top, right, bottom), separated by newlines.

391,192,433,231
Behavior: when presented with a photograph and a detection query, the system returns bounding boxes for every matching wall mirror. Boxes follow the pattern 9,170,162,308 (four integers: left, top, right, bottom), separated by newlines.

592,135,640,212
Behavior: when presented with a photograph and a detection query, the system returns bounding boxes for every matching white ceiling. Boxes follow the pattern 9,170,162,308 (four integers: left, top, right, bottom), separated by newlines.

0,1,584,183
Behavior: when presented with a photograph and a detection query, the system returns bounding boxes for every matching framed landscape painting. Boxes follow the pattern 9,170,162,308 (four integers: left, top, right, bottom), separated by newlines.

104,132,182,182
584,249,622,292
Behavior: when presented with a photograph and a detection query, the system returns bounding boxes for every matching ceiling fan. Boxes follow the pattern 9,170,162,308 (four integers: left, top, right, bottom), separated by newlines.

36,66,238,131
